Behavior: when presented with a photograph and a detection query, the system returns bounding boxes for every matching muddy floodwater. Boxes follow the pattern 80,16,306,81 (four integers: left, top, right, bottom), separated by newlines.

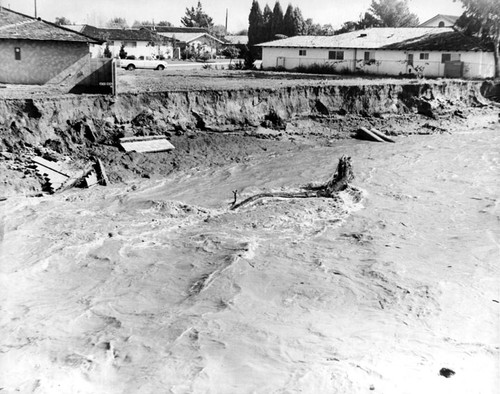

1,124,499,393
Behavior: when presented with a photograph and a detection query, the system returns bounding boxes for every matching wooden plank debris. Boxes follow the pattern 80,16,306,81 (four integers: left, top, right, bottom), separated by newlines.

94,158,109,186
120,136,175,153
84,171,99,188
356,127,385,142
32,156,71,192
370,127,396,143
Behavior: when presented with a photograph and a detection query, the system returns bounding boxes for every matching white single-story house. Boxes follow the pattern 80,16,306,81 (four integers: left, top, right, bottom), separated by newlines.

64,25,175,59
146,26,224,58
419,14,459,28
257,27,495,79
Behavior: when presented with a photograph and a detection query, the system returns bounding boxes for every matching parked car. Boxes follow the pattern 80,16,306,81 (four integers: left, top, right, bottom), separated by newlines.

120,56,167,71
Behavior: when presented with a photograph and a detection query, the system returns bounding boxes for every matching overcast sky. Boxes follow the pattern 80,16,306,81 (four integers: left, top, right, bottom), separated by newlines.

8,0,464,32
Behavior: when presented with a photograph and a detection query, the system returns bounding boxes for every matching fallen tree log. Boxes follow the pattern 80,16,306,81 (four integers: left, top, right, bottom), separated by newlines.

230,155,354,210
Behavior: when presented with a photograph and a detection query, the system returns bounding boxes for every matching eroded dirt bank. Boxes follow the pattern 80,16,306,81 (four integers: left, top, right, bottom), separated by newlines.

0,79,496,195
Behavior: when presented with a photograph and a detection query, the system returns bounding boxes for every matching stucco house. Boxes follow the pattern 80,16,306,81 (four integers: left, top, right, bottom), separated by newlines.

0,8,101,84
419,14,459,28
64,25,175,59
146,26,224,58
257,27,495,79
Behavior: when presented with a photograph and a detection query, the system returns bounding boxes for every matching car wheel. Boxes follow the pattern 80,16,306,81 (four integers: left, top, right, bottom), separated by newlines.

156,65,165,71
126,64,136,71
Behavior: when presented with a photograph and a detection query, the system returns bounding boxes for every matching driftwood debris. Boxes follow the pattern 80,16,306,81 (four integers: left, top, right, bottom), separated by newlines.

230,155,354,210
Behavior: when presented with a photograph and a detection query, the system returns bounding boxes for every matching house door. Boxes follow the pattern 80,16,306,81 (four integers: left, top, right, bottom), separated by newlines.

276,57,285,68
407,53,414,69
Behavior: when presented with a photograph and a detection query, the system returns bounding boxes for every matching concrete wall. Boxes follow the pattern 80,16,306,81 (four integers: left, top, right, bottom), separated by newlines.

0,39,91,85
261,46,495,78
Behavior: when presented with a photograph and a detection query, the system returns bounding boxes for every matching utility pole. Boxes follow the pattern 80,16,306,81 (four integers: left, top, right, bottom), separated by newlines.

34,0,37,17
225,8,228,34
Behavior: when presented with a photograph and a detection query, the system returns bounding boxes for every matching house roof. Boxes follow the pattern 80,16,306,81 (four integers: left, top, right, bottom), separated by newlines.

224,35,248,45
63,24,172,43
257,27,491,52
148,26,208,34
0,8,101,43
419,14,459,27
156,31,223,44
383,30,491,51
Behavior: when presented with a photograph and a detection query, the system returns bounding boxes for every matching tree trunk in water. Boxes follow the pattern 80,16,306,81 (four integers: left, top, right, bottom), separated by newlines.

230,156,354,210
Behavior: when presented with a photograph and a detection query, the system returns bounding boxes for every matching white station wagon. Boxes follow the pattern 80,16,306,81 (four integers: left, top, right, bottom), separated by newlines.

120,56,168,71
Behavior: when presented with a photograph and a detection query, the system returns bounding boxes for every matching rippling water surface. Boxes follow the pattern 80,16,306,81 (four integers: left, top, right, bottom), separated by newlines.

1,127,499,393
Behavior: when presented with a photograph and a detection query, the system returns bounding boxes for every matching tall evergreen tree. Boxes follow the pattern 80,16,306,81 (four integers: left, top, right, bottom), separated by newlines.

262,4,273,41
248,0,264,46
270,1,285,39
283,4,295,37
181,1,213,28
292,7,306,36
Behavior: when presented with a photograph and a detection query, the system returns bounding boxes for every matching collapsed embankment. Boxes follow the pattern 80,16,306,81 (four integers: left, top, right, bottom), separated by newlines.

0,79,495,193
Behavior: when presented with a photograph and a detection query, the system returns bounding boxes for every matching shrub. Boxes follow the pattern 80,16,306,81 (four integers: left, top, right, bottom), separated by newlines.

119,44,127,59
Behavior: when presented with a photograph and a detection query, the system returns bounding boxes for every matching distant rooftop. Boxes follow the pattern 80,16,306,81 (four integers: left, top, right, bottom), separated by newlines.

419,14,459,27
224,35,248,45
0,8,101,43
155,31,224,44
64,24,173,43
146,26,208,34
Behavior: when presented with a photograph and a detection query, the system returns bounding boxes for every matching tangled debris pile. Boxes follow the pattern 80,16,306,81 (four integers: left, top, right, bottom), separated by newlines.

30,155,108,195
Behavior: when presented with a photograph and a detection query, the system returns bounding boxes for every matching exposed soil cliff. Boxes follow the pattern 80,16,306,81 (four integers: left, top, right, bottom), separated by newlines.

0,80,496,194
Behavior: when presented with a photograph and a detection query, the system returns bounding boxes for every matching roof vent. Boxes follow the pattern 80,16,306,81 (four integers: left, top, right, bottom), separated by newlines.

358,33,367,38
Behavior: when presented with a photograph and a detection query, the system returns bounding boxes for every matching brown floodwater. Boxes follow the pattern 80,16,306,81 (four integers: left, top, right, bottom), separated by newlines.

1,122,498,393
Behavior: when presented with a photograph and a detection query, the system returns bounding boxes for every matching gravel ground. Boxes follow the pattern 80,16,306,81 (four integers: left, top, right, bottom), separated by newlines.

0,68,452,99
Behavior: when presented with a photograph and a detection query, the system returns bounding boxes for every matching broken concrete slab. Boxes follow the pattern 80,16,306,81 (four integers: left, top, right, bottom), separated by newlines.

119,136,175,153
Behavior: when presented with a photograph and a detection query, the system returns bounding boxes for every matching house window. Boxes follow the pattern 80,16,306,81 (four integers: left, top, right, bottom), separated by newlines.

124,41,137,48
364,51,373,61
441,53,451,63
14,47,21,60
407,53,414,66
420,53,429,60
299,49,307,56
328,50,344,60
438,21,445,27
